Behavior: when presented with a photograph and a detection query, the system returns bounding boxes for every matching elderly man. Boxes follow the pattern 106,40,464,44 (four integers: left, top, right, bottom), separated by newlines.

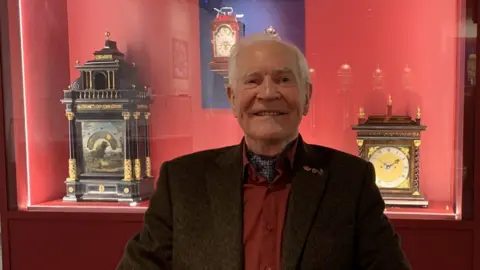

117,33,411,270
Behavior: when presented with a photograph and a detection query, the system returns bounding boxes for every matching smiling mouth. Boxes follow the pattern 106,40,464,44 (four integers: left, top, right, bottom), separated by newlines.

253,111,287,116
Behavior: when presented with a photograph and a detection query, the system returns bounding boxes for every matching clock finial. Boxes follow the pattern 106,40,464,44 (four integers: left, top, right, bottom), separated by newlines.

357,107,366,124
105,31,111,40
265,26,279,38
386,95,393,117
416,107,421,124
359,107,365,118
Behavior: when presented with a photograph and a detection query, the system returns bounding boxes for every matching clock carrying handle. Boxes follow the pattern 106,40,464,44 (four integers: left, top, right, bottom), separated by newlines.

214,7,234,16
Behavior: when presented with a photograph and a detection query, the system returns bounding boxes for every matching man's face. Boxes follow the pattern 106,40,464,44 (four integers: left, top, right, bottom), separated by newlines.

227,41,312,143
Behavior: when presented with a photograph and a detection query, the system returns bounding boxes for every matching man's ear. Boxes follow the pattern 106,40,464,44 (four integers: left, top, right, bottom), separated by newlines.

226,85,238,118
303,83,313,116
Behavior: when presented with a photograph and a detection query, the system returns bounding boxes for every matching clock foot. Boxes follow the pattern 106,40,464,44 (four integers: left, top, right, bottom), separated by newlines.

382,194,429,208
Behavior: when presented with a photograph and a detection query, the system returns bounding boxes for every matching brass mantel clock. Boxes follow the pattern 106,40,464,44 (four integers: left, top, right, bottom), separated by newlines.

208,7,245,82
352,97,428,208
60,32,154,202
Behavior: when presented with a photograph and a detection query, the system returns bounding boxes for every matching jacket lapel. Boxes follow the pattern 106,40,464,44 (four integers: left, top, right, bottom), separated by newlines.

205,144,244,270
281,141,330,269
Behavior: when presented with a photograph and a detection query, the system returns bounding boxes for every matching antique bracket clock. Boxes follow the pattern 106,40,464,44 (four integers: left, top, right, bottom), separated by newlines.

61,32,154,202
209,7,245,83
352,96,428,207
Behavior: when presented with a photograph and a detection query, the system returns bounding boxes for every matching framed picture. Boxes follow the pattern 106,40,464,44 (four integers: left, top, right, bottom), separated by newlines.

77,120,125,177
173,38,189,80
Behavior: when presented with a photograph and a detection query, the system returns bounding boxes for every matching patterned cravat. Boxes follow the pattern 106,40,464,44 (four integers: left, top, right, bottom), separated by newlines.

247,153,277,181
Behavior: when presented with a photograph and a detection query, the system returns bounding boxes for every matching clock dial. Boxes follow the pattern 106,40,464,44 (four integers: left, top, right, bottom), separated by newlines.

213,25,235,57
369,146,410,188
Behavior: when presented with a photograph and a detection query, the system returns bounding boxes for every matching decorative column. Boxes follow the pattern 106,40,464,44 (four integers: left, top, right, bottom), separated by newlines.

144,112,152,177
413,140,421,196
356,139,364,159
122,112,133,181
133,112,141,180
65,111,77,181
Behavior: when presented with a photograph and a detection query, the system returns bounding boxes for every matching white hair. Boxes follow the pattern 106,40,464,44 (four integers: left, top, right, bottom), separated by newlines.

228,33,311,86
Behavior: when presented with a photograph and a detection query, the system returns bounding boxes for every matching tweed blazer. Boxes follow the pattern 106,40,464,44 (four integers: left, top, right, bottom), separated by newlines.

117,138,411,270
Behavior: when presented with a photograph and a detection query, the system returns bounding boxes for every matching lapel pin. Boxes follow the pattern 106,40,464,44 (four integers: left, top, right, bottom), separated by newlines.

303,166,324,176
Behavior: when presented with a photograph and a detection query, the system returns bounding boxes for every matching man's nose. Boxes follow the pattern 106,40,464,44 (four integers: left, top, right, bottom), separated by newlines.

257,76,280,99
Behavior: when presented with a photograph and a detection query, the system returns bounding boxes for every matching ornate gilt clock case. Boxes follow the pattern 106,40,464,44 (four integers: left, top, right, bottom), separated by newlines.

352,101,428,208
61,32,154,202
208,7,245,82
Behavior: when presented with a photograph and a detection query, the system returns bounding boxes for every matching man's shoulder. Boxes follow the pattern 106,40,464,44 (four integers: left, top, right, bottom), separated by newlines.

165,145,236,168
307,143,369,170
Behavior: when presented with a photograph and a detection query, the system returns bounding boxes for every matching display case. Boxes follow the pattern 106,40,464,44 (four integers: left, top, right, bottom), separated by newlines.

0,0,475,220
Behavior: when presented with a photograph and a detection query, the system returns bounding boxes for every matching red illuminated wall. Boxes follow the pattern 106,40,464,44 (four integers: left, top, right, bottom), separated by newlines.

2,1,479,270
19,0,70,205
303,0,461,205
14,0,460,209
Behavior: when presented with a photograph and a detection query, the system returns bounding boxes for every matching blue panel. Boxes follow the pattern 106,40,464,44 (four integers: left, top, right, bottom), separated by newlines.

199,0,306,109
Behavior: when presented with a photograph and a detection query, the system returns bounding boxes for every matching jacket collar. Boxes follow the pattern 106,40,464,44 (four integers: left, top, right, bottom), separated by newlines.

207,135,331,269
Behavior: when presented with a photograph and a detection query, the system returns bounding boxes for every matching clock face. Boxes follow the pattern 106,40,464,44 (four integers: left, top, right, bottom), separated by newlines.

369,146,410,189
213,25,236,57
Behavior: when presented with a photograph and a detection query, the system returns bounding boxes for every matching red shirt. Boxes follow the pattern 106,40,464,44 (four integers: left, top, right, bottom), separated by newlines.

242,140,297,270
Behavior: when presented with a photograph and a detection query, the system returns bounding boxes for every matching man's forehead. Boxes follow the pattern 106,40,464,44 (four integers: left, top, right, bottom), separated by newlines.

238,41,296,61
236,44,297,71
240,67,295,78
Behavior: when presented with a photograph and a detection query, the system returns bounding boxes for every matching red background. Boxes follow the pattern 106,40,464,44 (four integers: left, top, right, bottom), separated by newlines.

6,0,464,214
1,0,480,269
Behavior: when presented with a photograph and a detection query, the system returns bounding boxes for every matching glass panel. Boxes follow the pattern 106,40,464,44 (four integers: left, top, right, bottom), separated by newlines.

0,0,474,219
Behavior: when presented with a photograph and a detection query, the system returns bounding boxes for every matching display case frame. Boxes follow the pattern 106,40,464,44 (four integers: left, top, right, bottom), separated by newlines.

0,0,480,270
0,0,475,219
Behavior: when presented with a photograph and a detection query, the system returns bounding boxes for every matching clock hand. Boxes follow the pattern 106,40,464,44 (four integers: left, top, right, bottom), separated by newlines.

378,160,394,170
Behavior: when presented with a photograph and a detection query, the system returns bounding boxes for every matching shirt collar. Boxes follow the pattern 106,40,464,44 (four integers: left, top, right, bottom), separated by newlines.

242,137,298,169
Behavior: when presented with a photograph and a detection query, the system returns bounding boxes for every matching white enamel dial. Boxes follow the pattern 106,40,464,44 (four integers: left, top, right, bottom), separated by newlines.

369,146,410,188
214,25,235,57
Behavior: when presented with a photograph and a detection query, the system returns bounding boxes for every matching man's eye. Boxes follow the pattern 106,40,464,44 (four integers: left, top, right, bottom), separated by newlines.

279,77,291,83
245,79,257,84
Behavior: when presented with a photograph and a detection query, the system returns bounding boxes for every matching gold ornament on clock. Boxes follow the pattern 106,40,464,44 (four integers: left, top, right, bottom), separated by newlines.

352,96,428,208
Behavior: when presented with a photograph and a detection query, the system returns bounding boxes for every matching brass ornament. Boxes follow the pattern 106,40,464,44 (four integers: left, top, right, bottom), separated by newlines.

124,159,133,181
65,112,75,121
76,104,123,110
124,188,130,194
135,158,141,180
68,187,74,193
67,159,77,181
122,112,131,120
416,107,421,120
99,185,105,192
145,157,152,177
133,112,141,120
358,108,365,119
264,26,279,38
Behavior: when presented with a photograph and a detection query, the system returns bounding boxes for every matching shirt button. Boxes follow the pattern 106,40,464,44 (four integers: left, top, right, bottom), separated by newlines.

266,224,274,231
